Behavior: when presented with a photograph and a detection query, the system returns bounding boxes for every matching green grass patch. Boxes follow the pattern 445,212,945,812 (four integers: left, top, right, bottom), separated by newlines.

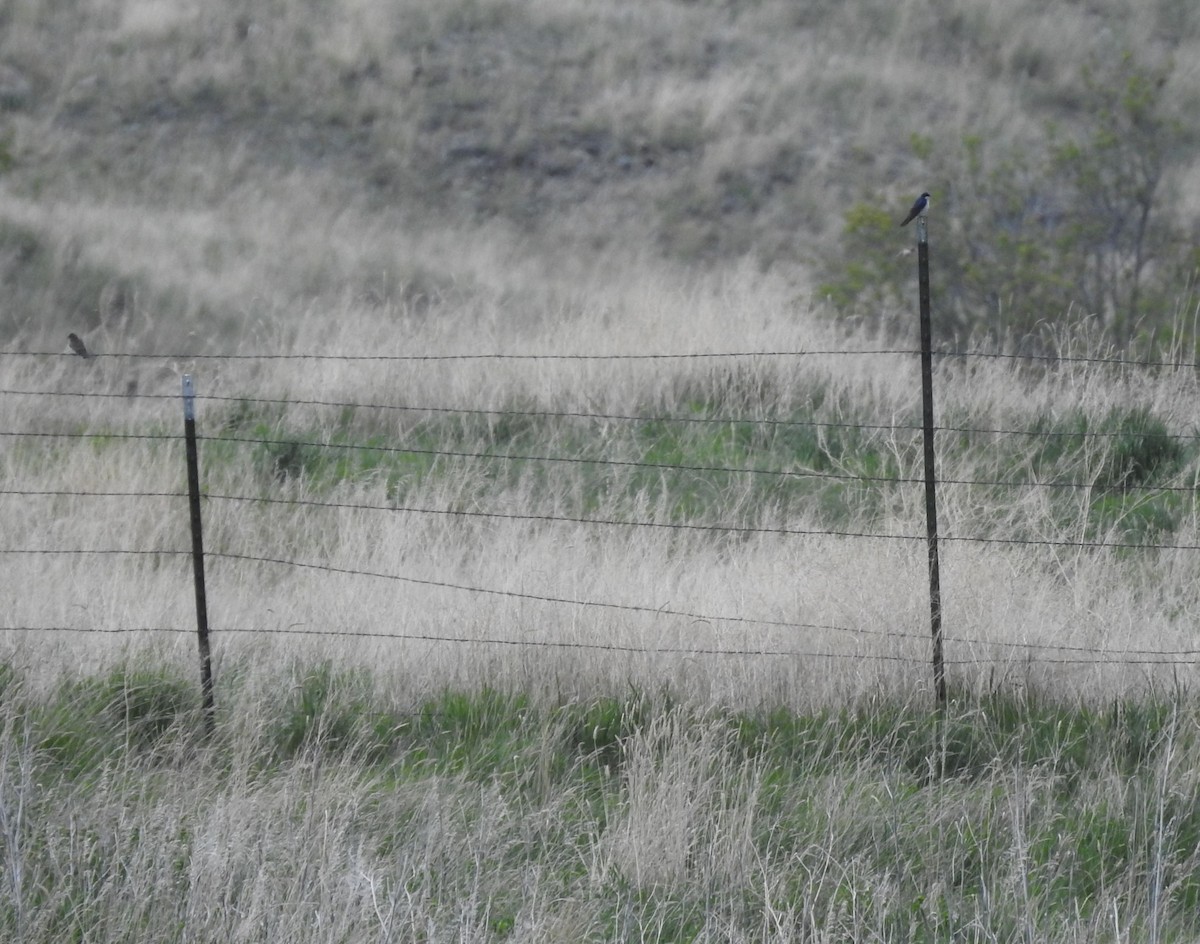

5,657,1200,941
189,393,1200,552
202,395,906,531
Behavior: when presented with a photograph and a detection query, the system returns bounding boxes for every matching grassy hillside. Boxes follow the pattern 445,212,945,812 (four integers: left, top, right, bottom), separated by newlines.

2,0,1199,347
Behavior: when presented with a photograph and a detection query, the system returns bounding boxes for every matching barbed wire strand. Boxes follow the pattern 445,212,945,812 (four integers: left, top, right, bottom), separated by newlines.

3,427,1197,496
5,487,1200,552
0,429,915,484
0,548,190,558
6,386,1199,445
203,433,1200,495
205,549,869,635
6,348,922,361
197,551,1200,654
2,624,1195,666
0,544,914,644
7,347,1200,369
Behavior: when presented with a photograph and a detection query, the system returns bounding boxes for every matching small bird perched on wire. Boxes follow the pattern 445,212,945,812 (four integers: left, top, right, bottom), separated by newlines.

899,191,930,227
67,332,93,359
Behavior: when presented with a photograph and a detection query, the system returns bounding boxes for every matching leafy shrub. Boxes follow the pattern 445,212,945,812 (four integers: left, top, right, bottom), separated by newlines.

823,54,1195,350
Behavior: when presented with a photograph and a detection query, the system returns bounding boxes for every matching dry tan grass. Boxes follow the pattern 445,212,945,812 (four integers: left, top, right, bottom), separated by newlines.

4,267,1199,707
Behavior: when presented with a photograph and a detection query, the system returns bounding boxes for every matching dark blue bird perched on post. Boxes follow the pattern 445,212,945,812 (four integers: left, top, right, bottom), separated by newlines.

899,192,930,227
67,333,93,359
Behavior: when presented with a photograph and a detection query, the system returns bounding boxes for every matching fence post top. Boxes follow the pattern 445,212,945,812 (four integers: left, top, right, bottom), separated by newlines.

182,374,196,421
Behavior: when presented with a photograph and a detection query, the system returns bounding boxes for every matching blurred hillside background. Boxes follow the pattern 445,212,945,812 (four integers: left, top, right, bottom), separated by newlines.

1,0,1199,354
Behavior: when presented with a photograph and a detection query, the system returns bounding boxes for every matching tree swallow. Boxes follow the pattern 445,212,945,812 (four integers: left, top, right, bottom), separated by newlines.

899,192,930,227
67,333,93,359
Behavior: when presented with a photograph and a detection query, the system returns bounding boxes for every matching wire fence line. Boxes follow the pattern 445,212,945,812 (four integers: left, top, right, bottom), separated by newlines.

6,384,1199,442
4,486,1200,553
1,613,1197,664
2,424,1197,495
2,576,1199,660
9,345,1200,369
1,347,929,361
18,620,1135,667
0,387,1097,438
3,343,1199,693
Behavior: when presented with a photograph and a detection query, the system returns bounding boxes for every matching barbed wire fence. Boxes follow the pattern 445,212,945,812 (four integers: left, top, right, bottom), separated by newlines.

2,343,1199,723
